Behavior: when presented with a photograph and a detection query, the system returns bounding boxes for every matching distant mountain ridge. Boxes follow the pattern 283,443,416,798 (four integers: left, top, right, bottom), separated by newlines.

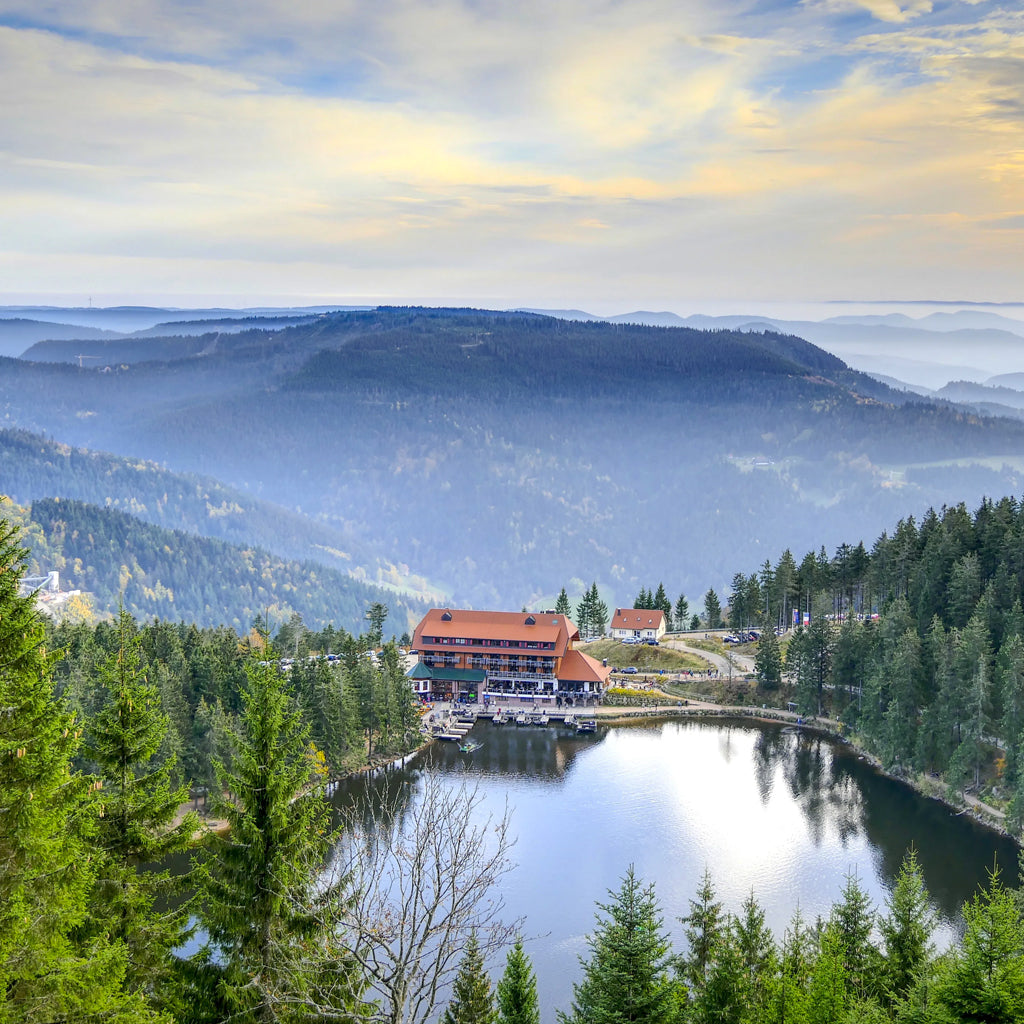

4,307,1024,608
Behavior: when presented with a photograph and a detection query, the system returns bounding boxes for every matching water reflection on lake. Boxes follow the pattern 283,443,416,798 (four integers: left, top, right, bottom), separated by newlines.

332,717,1018,1017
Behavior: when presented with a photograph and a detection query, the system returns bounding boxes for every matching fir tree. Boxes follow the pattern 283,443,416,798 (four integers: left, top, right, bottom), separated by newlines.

755,621,783,690
703,589,723,630
674,594,689,632
930,865,1024,1022
560,866,677,1024
84,606,199,1001
0,515,151,1021
588,582,609,637
679,868,725,995
877,847,934,1008
555,588,572,618
181,637,366,1022
443,931,497,1024
496,939,539,1024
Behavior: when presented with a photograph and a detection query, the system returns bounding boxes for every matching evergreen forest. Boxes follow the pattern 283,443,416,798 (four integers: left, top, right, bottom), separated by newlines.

730,494,1024,833
0,493,424,635
4,505,1024,1021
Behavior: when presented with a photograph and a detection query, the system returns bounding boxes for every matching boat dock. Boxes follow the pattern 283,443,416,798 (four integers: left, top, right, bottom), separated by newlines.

421,697,606,741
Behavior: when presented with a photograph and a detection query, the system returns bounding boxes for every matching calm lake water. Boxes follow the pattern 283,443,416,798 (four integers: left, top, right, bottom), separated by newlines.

332,717,1019,1017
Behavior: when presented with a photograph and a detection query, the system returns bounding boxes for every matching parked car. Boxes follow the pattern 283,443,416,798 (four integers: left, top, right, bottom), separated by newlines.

645,638,659,646
723,635,739,643
622,666,639,674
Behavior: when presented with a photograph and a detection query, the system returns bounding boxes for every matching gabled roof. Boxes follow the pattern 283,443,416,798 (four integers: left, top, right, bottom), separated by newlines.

610,608,666,630
556,649,613,685
412,608,578,655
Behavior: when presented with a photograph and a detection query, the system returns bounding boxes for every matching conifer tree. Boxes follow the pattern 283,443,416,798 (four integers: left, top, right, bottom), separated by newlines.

555,588,572,618
877,847,934,1008
703,589,723,630
575,591,592,639
560,867,677,1024
930,865,1024,1021
674,594,689,632
679,868,725,996
443,931,497,1024
84,606,199,1000
496,939,539,1024
830,872,876,1000
0,516,151,1021
181,637,366,1022
755,620,783,690
588,582,609,637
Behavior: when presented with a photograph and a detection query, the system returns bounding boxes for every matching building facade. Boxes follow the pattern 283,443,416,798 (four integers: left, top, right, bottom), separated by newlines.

410,608,611,702
609,608,667,642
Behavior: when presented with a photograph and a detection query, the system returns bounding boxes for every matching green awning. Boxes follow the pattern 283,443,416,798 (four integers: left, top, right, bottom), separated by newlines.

407,663,486,684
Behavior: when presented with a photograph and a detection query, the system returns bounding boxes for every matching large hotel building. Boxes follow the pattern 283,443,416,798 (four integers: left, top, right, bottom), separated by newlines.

409,608,612,702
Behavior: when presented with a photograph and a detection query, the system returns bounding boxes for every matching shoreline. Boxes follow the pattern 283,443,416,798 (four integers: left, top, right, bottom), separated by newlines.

593,701,1018,845
180,700,1018,848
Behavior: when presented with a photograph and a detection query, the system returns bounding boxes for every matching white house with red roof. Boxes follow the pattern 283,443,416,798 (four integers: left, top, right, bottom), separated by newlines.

610,608,667,642
409,608,612,701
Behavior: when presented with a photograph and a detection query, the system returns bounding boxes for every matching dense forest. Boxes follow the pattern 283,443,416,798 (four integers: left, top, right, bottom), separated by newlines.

1,494,425,635
729,494,1024,834
3,308,1024,608
3,513,1024,1023
0,426,439,601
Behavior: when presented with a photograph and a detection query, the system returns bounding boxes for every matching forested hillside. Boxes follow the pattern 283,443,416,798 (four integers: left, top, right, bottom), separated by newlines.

7,496,425,635
3,514,1024,1023
0,427,442,601
734,494,1024,831
4,308,1024,608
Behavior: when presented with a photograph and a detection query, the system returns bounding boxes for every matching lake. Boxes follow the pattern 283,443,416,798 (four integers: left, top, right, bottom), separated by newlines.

331,716,1019,1016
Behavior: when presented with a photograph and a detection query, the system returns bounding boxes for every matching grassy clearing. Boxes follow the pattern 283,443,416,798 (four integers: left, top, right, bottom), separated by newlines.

581,639,707,673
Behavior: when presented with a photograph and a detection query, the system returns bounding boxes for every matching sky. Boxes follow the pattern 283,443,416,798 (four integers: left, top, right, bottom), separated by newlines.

0,0,1021,312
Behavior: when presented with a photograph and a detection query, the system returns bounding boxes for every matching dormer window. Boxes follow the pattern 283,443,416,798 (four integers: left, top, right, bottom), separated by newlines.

525,615,536,625
441,610,452,621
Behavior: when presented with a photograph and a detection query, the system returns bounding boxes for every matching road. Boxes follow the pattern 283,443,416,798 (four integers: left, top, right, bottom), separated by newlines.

662,637,756,677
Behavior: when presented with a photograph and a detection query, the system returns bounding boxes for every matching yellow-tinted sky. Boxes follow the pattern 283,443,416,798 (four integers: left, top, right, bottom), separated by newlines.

0,0,1021,309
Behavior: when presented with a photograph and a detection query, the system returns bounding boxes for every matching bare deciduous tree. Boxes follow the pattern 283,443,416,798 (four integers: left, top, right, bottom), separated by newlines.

330,771,519,1024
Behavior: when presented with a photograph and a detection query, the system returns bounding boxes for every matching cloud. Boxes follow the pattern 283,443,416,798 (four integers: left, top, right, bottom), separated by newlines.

807,0,933,24
0,0,1021,304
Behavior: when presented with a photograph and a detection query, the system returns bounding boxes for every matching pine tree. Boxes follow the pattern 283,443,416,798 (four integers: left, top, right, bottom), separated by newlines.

181,638,365,1022
0,516,151,1021
84,607,199,1000
679,868,725,995
588,582,609,637
555,588,572,618
576,590,592,639
755,622,783,690
496,939,539,1024
703,589,722,630
830,872,876,1000
733,890,777,1020
930,865,1024,1021
877,847,934,1009
674,594,689,632
560,866,677,1024
443,932,497,1024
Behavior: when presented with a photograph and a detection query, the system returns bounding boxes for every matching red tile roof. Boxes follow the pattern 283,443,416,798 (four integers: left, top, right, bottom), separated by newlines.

610,608,666,630
557,649,613,685
412,608,578,656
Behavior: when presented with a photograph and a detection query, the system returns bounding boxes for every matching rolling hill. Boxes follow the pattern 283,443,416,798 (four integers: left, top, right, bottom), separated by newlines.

4,307,1024,610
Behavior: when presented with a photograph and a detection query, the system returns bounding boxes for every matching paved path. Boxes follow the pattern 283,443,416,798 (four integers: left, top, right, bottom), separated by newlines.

662,638,756,676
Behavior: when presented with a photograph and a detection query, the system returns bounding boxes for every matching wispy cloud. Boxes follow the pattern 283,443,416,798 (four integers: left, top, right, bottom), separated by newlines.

0,0,1020,305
